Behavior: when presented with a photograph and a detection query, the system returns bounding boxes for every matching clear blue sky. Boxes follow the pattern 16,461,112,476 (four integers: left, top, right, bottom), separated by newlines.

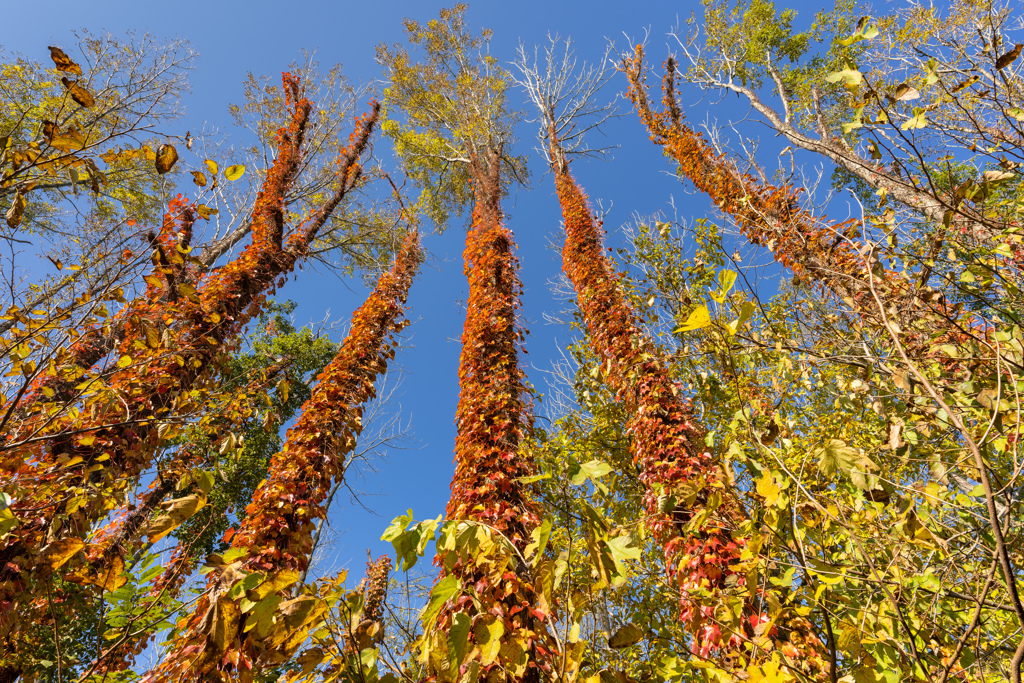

5,0,825,585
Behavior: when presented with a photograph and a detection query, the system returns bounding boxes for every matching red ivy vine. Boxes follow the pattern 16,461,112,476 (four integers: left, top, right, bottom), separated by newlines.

140,228,421,683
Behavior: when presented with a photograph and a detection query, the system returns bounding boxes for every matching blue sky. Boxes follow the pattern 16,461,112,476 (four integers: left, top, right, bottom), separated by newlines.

4,0,827,585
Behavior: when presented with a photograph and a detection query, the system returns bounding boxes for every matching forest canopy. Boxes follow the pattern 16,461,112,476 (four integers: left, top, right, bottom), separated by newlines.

2,1,1024,683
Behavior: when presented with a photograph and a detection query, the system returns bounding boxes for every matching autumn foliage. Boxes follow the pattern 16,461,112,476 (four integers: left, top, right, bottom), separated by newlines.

427,149,557,682
623,46,966,351
549,147,764,658
140,228,421,683
6,8,1024,683
0,74,388,681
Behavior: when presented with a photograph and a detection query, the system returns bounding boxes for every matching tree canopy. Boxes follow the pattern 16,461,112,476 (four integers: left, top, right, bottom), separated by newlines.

2,2,1024,683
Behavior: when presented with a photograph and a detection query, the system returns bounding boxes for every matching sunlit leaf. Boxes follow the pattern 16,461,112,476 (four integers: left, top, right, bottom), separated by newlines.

673,305,711,333
892,83,920,101
608,623,643,649
570,459,612,486
48,46,82,75
826,68,863,87
757,470,781,507
155,144,178,174
474,615,504,666
995,43,1022,70
40,538,85,570
5,191,25,229
421,575,459,630
196,204,219,219
61,77,94,108
224,164,245,181
901,109,928,130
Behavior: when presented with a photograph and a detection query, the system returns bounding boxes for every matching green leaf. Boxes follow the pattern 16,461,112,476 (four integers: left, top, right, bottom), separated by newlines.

606,534,642,580
449,612,471,666
421,575,459,630
382,510,439,571
524,518,552,565
0,505,19,538
726,301,756,336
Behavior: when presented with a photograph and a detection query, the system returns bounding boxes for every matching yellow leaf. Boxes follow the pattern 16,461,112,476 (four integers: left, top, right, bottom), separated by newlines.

757,471,781,507
608,623,643,649
6,191,25,229
747,653,793,682
155,144,178,174
191,171,208,187
146,494,206,542
474,615,504,666
825,68,863,87
901,109,928,130
61,77,94,108
48,46,82,75
40,538,85,570
224,164,245,181
674,305,711,333
246,568,301,602
95,554,127,592
206,597,241,661
205,159,219,176
117,355,132,368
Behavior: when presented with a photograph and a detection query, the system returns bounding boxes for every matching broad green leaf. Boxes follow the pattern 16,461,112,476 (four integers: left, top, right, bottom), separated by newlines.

421,575,459,630
525,517,552,564
606,534,642,581
449,612,471,666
